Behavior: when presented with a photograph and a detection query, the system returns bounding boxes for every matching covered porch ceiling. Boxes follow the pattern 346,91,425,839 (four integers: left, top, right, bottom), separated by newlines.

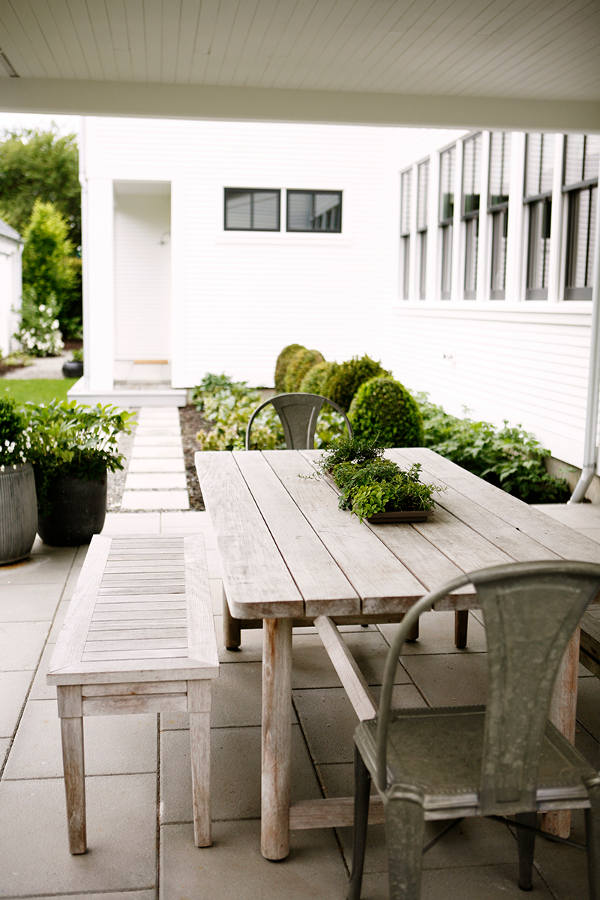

0,0,599,132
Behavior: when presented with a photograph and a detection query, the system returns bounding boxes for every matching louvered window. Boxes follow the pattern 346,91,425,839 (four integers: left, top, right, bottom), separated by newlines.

524,134,554,298
224,188,280,231
563,135,599,300
439,146,455,299
488,132,511,299
462,134,481,298
417,160,429,300
400,169,411,299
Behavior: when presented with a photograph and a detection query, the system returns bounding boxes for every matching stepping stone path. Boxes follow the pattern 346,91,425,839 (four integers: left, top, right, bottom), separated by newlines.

121,407,189,510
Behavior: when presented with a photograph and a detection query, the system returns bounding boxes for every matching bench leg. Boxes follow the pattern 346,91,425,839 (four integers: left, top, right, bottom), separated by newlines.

57,685,86,854
223,585,242,651
188,681,212,847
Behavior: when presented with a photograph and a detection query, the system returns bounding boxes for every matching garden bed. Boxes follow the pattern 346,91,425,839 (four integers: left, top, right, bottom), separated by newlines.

179,405,209,511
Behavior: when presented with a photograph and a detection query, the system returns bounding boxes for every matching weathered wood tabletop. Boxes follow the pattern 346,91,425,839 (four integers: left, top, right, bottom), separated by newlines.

195,447,600,859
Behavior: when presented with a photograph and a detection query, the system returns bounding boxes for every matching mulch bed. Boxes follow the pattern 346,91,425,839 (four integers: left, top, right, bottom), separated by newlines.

179,405,212,511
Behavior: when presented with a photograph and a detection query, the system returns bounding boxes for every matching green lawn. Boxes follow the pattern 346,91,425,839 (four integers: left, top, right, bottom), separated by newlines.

0,379,77,405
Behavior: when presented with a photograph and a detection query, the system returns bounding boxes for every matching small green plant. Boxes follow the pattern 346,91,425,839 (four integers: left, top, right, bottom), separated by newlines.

274,344,306,392
71,348,83,363
0,398,27,469
284,348,325,392
319,436,442,521
193,374,285,451
349,377,424,448
299,360,335,395
416,393,571,503
323,355,390,411
23,400,133,508
14,286,64,357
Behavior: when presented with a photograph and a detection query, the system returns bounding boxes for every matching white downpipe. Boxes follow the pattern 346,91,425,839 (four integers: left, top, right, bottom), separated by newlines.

569,188,600,503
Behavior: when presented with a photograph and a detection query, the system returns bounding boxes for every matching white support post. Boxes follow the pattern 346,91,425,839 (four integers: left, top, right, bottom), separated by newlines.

82,177,115,392
505,132,526,302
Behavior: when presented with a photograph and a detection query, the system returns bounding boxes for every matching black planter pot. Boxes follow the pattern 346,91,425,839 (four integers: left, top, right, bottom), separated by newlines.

62,359,83,378
37,471,107,546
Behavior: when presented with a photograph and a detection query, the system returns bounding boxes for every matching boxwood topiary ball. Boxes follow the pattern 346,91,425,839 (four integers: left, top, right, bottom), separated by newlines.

299,360,335,395
274,343,306,392
284,348,324,392
323,355,390,411
348,377,424,447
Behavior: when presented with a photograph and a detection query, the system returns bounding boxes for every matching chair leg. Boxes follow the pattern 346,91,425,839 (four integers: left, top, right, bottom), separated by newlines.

454,610,468,649
515,811,537,891
347,744,371,900
222,587,241,650
586,781,600,900
385,798,425,900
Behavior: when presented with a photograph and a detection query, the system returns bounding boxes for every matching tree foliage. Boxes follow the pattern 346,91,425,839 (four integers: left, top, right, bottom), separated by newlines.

22,200,75,328
0,127,81,247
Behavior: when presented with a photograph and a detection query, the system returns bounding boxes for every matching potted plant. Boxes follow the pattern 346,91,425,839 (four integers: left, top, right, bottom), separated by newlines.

62,348,83,378
318,436,444,522
23,399,133,546
0,398,37,564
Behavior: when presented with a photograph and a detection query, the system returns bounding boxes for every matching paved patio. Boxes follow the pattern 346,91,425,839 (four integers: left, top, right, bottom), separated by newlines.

0,502,599,899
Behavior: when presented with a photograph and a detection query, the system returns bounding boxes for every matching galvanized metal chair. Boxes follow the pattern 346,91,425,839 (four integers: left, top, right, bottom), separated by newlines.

348,560,600,900
245,392,352,450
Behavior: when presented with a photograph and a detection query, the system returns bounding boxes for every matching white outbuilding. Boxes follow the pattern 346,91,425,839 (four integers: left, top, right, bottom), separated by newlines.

0,218,22,357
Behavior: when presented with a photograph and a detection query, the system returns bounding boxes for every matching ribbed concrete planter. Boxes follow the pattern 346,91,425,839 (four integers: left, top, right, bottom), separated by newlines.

37,470,107,546
0,463,38,564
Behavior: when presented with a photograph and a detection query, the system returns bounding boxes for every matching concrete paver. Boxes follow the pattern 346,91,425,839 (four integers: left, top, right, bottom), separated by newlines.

128,458,185,473
125,472,187,490
121,490,190,510
0,501,597,899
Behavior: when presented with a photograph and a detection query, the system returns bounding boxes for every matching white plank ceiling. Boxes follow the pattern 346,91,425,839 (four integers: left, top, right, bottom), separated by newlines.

0,1,598,128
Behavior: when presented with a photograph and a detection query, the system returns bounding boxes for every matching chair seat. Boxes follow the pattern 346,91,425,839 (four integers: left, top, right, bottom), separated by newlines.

355,705,595,816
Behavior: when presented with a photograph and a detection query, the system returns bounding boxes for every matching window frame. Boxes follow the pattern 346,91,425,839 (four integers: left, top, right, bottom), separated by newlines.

400,168,412,300
523,133,553,299
285,189,342,233
223,187,281,232
461,133,481,300
488,132,510,300
417,159,429,300
439,145,455,300
562,135,598,301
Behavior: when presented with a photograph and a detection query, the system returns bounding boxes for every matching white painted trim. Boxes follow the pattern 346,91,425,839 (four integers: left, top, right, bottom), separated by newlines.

2,78,599,132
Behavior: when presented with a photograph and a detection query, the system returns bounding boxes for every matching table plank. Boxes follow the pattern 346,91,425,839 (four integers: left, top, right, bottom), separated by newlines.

195,451,304,617
234,451,359,615
264,450,427,613
404,448,600,563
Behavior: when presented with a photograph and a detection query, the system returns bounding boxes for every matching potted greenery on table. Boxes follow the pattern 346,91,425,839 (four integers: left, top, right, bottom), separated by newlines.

318,435,443,522
23,399,133,546
0,398,38,564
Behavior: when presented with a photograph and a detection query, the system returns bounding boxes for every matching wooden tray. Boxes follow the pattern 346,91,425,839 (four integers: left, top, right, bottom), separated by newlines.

366,509,433,524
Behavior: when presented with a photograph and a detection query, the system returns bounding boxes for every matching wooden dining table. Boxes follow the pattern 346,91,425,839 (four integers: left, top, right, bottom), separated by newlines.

195,446,600,861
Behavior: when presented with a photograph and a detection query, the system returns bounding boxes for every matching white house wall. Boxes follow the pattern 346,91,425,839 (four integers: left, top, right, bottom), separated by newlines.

82,117,462,388
0,233,22,356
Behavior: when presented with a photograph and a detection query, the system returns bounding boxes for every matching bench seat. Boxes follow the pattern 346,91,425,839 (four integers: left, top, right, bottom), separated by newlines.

48,533,219,854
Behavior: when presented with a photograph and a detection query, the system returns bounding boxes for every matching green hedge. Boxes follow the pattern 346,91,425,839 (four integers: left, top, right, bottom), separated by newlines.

274,344,305,392
416,394,571,503
299,360,335,395
323,355,389,411
284,348,324,392
349,377,424,447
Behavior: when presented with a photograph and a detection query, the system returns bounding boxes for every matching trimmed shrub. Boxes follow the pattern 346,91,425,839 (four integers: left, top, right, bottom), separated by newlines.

299,360,335,395
323,355,390,411
284,348,324,392
274,344,305,392
349,377,424,447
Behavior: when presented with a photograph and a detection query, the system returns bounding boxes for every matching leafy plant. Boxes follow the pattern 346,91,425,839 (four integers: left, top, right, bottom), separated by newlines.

22,400,133,508
299,360,335,395
14,286,64,357
21,199,76,329
323,355,390,411
349,377,424,447
71,348,83,363
274,344,306,392
416,393,571,503
284,348,324,392
320,436,442,520
0,398,27,469
193,374,285,451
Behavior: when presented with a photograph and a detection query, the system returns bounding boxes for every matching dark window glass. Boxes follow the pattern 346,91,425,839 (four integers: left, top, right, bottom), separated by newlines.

417,161,428,231
419,231,427,300
490,208,508,299
525,133,554,197
526,198,552,297
224,188,280,231
563,134,598,300
464,216,478,299
286,190,342,232
440,223,453,299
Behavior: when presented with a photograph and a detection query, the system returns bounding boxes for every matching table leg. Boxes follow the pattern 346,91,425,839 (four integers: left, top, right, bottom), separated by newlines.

542,628,581,838
261,617,293,861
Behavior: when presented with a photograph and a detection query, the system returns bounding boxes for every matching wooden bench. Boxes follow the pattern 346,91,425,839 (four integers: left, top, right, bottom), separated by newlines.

580,608,600,677
47,533,219,855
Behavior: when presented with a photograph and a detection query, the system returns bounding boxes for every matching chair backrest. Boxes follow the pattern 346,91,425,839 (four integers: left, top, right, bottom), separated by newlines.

245,392,353,450
376,561,600,814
